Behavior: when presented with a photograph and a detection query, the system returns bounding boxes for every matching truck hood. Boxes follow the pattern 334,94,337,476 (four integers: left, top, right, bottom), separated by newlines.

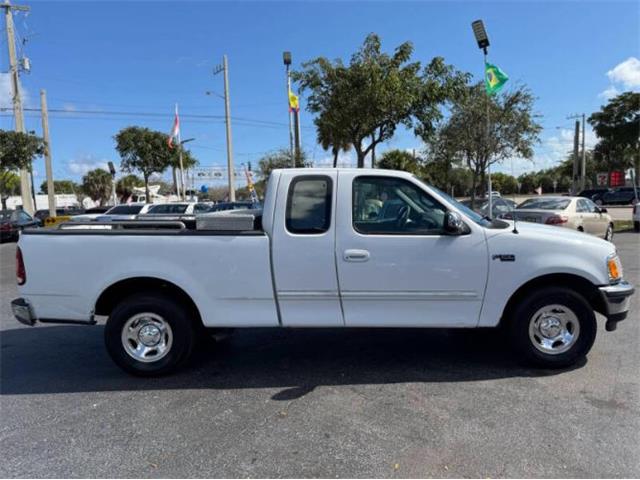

487,219,615,252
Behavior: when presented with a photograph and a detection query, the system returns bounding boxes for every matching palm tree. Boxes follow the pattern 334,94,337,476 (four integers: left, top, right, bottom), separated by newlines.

116,174,144,202
82,168,113,205
316,118,351,167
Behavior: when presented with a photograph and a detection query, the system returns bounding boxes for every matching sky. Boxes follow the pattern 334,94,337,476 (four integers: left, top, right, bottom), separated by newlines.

1,0,639,191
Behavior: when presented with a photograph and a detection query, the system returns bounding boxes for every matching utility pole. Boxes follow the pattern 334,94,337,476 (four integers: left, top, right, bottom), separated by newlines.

572,120,580,195
581,113,586,191
568,113,587,191
40,89,55,216
3,0,34,214
214,55,235,202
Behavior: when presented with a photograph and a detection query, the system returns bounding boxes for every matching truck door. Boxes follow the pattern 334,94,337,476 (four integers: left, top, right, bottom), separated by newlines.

335,171,488,327
271,170,343,326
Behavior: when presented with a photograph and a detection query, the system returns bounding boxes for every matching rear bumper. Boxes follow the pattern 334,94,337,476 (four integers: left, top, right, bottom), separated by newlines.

12,298,96,326
12,298,36,326
599,281,635,331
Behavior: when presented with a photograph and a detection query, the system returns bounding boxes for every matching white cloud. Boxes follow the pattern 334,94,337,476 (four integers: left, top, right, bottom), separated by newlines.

0,72,30,110
67,155,111,175
0,73,11,109
606,57,640,88
599,85,620,100
312,150,356,168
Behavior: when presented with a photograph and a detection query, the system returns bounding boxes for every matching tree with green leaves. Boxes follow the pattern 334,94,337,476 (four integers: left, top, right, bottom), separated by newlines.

257,148,310,180
0,130,45,172
40,179,79,195
114,126,188,199
115,174,144,201
588,92,640,186
376,149,422,175
82,168,113,205
438,83,542,204
0,170,21,209
489,172,519,195
294,34,467,168
316,116,351,167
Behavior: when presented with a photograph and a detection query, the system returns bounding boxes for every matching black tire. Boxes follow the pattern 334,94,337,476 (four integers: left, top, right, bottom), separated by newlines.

105,293,196,376
634,221,640,233
604,223,614,242
507,287,596,368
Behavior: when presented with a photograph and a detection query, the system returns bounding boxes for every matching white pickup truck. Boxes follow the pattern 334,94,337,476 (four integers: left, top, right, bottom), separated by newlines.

12,168,634,376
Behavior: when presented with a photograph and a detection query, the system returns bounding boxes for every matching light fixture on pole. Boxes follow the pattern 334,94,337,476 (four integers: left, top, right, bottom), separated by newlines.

283,51,295,167
471,19,493,219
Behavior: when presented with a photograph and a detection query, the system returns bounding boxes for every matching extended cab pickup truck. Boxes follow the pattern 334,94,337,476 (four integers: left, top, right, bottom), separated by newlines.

12,169,635,376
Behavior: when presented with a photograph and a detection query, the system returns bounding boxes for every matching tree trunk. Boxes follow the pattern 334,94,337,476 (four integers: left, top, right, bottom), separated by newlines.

144,173,150,202
355,145,365,168
371,134,376,168
172,167,178,194
332,147,339,168
1,196,6,210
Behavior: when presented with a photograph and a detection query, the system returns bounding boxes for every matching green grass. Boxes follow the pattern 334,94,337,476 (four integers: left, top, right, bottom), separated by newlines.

613,220,634,232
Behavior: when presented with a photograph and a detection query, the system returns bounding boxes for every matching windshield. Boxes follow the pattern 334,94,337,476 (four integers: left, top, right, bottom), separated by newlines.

413,178,490,227
518,198,571,210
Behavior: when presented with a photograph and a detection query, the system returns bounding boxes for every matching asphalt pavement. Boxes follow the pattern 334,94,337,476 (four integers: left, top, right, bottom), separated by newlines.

1,233,639,478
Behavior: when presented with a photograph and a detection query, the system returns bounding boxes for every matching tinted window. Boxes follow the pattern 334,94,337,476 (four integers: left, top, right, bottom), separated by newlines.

353,176,447,235
106,205,143,215
148,204,188,214
193,203,211,213
285,176,332,234
518,198,571,210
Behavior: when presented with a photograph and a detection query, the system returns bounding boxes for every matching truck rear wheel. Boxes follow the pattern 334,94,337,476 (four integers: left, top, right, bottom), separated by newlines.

508,287,596,368
105,294,195,376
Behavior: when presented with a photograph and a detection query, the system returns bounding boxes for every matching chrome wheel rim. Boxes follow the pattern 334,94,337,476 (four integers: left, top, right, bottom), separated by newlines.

605,226,613,241
121,313,173,363
528,304,580,355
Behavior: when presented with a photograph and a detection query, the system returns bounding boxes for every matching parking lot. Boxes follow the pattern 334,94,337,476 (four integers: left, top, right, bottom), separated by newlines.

0,233,638,478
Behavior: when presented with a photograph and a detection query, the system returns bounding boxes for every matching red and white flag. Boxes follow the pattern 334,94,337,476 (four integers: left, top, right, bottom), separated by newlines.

168,104,180,149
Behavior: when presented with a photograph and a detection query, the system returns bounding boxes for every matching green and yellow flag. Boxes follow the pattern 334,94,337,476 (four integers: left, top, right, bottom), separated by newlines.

485,62,508,94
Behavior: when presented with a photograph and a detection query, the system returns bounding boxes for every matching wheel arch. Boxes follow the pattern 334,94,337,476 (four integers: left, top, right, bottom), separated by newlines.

500,273,606,325
94,276,203,328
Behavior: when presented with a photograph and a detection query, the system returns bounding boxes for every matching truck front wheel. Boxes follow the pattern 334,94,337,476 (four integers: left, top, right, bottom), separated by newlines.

508,287,597,368
105,294,195,376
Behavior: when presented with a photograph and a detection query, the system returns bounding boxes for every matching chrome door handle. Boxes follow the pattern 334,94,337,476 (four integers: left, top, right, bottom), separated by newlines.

344,249,370,262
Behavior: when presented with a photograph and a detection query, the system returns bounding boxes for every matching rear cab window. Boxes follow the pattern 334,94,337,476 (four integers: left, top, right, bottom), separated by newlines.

285,176,332,234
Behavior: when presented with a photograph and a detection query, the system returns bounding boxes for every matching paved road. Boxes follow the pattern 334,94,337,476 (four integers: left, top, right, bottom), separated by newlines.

1,234,639,478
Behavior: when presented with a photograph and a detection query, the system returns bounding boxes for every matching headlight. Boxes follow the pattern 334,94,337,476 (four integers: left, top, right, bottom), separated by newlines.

607,253,623,283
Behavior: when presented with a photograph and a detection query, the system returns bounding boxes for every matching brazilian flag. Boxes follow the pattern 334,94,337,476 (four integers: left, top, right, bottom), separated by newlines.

485,62,508,94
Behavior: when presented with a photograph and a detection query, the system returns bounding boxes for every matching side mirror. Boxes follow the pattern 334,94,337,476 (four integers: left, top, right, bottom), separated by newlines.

598,207,608,213
444,211,468,235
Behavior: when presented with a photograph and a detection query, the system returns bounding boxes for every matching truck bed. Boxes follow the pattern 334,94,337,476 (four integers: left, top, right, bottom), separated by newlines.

19,227,279,328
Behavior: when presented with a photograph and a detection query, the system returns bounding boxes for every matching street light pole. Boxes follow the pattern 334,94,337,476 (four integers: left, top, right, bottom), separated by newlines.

283,51,295,166
472,20,493,217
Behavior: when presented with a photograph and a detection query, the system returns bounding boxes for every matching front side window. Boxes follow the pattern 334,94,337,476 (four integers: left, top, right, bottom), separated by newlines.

285,176,332,234
353,176,447,235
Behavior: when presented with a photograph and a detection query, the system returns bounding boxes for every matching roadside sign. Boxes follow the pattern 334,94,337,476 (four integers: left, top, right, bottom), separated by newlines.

596,173,608,186
43,216,71,228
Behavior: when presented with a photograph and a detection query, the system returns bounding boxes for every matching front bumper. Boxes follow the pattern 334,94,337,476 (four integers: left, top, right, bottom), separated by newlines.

599,281,635,331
